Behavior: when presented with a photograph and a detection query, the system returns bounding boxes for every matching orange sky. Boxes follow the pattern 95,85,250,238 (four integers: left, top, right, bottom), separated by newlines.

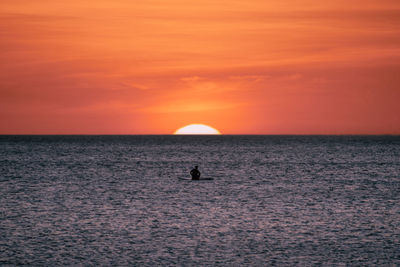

1,0,399,134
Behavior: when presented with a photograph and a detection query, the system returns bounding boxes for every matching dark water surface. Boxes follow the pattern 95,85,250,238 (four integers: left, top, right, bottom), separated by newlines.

1,135,399,266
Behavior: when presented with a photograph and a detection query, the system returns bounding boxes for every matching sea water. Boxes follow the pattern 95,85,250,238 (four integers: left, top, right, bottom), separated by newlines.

0,135,399,266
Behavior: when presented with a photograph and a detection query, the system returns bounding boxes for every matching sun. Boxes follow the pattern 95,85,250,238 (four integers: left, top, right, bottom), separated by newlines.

174,124,221,135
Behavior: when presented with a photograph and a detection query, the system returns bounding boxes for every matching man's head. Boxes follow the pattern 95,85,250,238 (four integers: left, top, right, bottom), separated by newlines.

195,166,198,169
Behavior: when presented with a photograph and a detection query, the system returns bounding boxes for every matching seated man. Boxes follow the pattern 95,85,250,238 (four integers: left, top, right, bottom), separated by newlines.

190,166,201,180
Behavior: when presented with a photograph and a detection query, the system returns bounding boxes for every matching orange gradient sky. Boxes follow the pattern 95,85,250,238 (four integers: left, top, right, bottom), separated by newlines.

1,0,400,134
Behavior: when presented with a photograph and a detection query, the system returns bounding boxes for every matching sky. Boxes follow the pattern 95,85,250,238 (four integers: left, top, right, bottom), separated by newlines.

1,0,400,134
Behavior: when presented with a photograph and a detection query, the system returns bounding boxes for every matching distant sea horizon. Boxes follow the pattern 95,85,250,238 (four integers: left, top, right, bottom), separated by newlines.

1,134,399,136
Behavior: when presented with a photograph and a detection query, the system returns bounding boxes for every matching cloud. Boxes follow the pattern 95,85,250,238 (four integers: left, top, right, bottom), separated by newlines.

142,101,245,114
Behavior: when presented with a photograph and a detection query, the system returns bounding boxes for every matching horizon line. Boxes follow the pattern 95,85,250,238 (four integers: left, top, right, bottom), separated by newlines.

1,134,399,136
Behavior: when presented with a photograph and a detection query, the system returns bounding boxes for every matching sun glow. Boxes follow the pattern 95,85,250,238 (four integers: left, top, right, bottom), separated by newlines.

174,124,221,135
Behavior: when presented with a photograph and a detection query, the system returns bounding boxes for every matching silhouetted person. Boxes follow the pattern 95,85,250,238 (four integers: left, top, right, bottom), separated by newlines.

190,166,201,180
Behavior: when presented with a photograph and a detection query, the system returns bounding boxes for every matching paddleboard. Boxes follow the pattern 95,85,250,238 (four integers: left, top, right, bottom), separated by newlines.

178,177,214,181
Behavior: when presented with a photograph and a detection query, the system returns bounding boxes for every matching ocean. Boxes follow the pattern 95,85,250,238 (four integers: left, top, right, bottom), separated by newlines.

1,135,399,266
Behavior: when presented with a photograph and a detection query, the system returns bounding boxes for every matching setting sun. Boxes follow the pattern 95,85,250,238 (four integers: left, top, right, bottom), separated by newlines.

174,124,221,135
